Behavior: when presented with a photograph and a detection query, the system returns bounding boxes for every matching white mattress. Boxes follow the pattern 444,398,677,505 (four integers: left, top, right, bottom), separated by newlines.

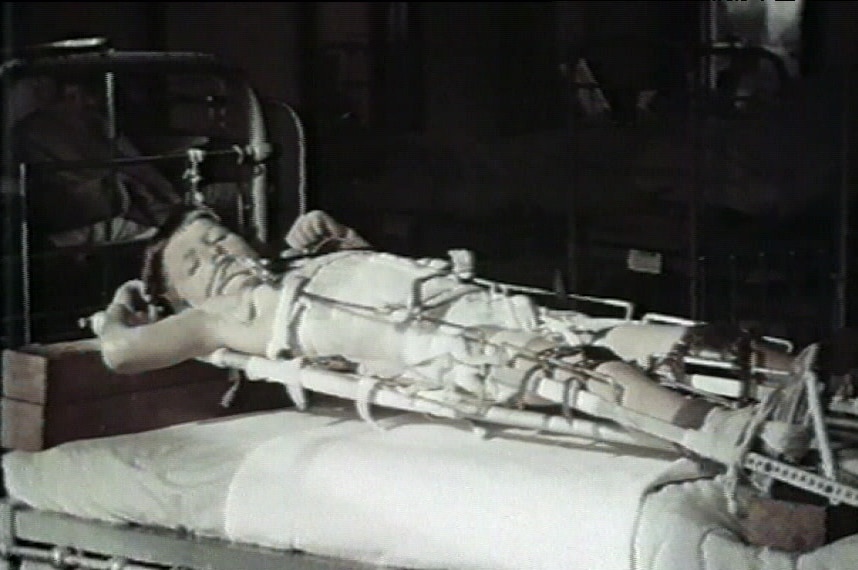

4,404,858,570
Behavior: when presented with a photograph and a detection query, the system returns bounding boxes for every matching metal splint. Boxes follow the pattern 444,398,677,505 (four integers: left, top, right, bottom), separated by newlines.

195,251,858,508
203,343,858,508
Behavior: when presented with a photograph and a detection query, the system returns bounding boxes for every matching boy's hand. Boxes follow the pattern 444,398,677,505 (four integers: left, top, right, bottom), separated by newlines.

111,279,150,313
84,280,155,336
85,310,108,337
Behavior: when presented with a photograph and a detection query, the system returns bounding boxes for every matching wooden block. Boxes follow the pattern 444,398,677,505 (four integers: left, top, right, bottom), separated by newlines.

45,379,291,446
1,399,45,452
1,339,294,451
2,340,229,404
2,380,292,451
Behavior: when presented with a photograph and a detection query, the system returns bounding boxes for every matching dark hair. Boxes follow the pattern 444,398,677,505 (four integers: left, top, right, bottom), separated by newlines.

141,204,219,312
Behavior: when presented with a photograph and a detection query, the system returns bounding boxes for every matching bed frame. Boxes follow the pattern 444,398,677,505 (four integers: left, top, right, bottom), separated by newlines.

0,500,376,570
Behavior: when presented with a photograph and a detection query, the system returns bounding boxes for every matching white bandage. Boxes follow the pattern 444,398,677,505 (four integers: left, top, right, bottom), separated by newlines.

198,348,230,368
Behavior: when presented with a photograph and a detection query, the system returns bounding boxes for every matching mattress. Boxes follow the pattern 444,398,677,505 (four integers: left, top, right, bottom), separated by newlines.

4,403,858,570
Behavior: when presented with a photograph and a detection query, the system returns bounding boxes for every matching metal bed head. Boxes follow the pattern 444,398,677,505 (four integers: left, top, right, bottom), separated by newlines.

2,45,311,353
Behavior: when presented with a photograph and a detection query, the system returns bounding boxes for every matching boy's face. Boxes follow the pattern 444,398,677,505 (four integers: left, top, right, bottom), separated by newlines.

161,214,259,306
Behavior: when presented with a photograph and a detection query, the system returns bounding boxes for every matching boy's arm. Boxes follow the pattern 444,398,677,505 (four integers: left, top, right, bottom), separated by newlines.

285,210,370,253
90,281,226,374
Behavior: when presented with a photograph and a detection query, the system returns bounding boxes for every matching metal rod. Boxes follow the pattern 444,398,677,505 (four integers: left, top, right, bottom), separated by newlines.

701,0,718,91
688,0,719,321
837,60,852,329
472,277,634,320
801,345,838,480
0,543,158,569
759,251,769,328
24,145,262,173
211,350,669,450
698,255,707,321
688,111,702,321
18,162,31,346
728,254,738,324
295,289,618,388
105,70,117,243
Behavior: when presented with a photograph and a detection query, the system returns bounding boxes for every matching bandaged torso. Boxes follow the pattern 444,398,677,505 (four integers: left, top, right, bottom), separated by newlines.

267,251,531,364
265,251,688,391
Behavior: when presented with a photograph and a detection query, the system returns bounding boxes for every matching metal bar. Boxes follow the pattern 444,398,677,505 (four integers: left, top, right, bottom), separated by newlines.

653,353,789,378
1,502,371,570
247,85,269,243
698,255,707,321
688,0,717,321
212,351,668,449
743,453,858,507
104,69,117,244
223,349,858,506
701,1,718,91
759,251,769,329
801,345,838,480
728,254,737,324
292,288,619,388
688,124,701,321
688,68,704,321
836,60,852,329
18,163,31,346
22,145,262,174
1,544,157,569
472,277,634,320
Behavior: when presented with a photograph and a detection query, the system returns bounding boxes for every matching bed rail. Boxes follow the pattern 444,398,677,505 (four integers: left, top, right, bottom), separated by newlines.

0,501,376,570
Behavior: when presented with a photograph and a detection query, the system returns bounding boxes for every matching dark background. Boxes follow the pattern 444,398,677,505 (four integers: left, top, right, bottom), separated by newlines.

3,1,858,343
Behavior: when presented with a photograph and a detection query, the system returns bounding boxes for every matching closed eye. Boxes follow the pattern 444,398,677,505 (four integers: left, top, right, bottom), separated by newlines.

184,250,201,275
204,227,229,244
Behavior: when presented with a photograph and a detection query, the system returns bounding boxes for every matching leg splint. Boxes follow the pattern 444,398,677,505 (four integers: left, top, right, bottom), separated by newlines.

203,250,858,507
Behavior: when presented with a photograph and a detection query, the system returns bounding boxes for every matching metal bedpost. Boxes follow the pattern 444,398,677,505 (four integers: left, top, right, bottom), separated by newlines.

566,61,580,305
18,162,31,346
836,57,853,330
689,2,717,321
688,120,701,322
0,501,18,569
105,69,117,244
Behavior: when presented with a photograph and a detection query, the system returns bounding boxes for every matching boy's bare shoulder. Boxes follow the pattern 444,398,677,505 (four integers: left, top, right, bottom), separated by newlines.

196,283,280,325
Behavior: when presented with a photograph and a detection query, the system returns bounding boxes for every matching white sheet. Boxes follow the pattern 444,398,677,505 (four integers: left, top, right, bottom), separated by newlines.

224,412,677,570
5,405,858,570
2,408,299,536
4,405,679,569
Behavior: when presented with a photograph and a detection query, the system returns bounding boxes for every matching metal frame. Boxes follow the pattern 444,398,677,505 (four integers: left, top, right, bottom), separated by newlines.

1,46,276,351
0,501,378,570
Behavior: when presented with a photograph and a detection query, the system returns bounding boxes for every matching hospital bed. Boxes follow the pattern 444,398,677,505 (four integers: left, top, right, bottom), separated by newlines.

3,39,857,570
3,283,858,570
3,398,858,570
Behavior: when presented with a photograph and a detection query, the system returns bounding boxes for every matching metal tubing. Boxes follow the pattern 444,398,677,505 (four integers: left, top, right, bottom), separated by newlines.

104,70,118,243
0,543,157,569
472,277,635,320
17,163,31,346
25,145,262,173
800,345,838,480
837,60,852,329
